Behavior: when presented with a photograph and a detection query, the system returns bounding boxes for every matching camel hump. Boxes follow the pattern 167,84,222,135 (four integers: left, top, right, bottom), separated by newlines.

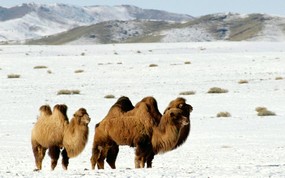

39,104,52,116
113,96,134,112
53,104,68,114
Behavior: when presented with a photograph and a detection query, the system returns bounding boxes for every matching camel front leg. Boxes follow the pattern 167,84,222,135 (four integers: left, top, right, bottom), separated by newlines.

135,146,147,168
48,146,60,170
90,145,103,170
146,151,154,168
32,143,47,171
106,144,119,169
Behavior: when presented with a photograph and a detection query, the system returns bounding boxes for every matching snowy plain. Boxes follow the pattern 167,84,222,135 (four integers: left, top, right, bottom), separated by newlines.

0,42,285,177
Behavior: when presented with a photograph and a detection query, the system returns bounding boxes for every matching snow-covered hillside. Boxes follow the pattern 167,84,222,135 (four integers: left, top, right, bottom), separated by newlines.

0,42,285,177
0,3,192,42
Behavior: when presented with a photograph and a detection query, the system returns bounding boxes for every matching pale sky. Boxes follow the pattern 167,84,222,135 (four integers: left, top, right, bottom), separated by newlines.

1,0,285,17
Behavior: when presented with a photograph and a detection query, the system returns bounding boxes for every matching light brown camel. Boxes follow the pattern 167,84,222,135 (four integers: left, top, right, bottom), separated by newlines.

31,104,90,171
90,96,188,170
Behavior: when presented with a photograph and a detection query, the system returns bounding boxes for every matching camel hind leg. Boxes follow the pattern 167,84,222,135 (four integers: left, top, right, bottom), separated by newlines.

48,146,60,170
61,148,69,170
32,141,47,171
91,145,106,169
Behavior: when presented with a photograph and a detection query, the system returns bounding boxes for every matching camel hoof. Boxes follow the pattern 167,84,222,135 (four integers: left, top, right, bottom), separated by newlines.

62,165,68,170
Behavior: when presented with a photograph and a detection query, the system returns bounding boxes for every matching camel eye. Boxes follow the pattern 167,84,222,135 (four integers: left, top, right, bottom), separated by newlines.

170,111,175,118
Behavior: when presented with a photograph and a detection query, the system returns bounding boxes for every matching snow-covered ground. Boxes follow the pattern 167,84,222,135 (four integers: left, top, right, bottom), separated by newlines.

0,42,285,177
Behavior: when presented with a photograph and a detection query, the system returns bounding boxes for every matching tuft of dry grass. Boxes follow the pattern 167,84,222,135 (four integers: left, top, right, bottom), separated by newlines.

255,107,267,113
34,66,48,69
179,91,196,95
275,76,283,80
149,64,158,67
238,80,248,84
57,89,80,95
207,87,228,94
255,107,276,116
47,70,52,74
217,112,231,118
7,74,20,79
104,94,115,99
184,61,191,64
74,69,84,73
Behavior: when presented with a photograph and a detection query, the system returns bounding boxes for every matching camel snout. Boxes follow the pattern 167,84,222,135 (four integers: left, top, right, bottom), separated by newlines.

84,116,91,124
181,116,189,126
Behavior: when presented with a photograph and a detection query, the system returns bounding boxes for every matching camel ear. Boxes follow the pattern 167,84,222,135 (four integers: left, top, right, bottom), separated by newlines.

178,103,183,109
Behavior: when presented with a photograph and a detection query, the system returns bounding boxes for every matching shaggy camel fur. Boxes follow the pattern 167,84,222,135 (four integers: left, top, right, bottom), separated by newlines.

142,97,193,168
164,97,193,148
91,96,135,169
102,96,162,169
105,96,135,168
62,108,90,158
102,97,192,169
31,104,90,171
90,96,188,169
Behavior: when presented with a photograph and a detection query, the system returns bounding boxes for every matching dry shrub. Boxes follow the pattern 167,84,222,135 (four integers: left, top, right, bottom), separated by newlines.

255,107,267,113
149,64,158,67
104,94,115,99
238,80,248,84
7,74,20,79
184,61,191,64
74,69,84,73
255,107,276,116
47,70,52,74
257,110,276,116
275,76,283,80
34,66,48,69
179,91,196,95
57,89,80,95
217,112,231,118
207,87,228,94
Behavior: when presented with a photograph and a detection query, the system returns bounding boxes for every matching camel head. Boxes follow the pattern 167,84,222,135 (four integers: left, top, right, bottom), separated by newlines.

164,97,193,117
164,108,189,128
73,108,90,125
